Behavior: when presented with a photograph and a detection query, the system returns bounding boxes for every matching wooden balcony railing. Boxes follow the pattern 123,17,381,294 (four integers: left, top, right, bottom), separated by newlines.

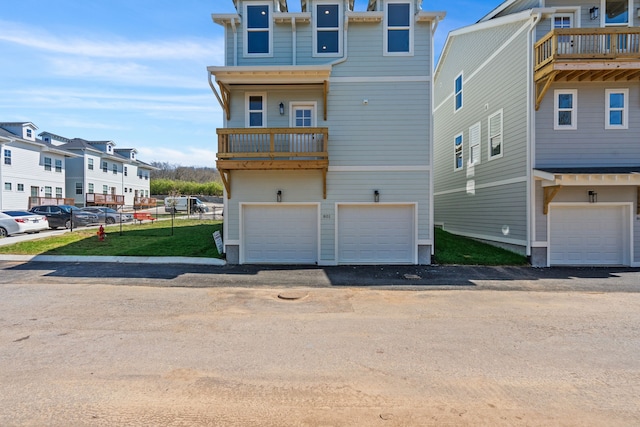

86,193,125,206
534,28,640,110
216,127,329,198
29,197,75,208
134,197,158,208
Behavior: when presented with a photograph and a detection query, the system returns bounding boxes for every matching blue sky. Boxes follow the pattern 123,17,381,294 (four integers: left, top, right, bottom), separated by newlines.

0,0,496,167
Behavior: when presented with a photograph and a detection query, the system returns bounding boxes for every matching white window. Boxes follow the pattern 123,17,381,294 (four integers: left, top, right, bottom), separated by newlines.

605,89,628,129
3,149,10,165
4,182,11,191
88,183,94,193
554,89,577,130
44,186,52,197
102,161,108,172
244,2,272,57
314,2,342,56
112,164,118,175
17,183,24,192
454,73,463,112
246,93,267,128
75,182,83,195
469,122,481,165
88,158,94,170
488,109,503,160
55,187,63,198
26,129,32,138
102,185,108,194
124,166,128,176
384,1,413,55
44,157,52,171
454,133,463,171
602,0,632,26
55,159,62,173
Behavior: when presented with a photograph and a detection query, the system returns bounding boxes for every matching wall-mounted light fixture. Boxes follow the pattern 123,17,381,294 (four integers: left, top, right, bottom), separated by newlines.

588,190,598,203
374,190,380,203
277,190,282,203
590,6,599,20
279,102,285,115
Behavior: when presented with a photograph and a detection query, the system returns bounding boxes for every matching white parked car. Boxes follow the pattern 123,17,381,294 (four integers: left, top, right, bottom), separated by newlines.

0,211,49,237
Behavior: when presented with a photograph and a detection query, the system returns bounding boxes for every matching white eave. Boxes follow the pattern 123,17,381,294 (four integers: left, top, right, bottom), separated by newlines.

416,11,446,22
274,12,311,24
346,11,383,23
212,13,240,26
207,65,332,85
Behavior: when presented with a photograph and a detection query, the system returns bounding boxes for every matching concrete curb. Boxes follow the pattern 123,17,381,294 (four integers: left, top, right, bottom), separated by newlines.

0,254,226,266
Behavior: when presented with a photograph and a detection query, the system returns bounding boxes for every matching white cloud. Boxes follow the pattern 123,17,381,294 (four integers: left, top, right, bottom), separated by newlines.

0,20,223,61
136,146,217,167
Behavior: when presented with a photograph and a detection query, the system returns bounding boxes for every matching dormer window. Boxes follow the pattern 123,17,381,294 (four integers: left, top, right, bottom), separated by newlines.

26,129,32,138
107,145,113,153
314,2,342,56
244,2,272,56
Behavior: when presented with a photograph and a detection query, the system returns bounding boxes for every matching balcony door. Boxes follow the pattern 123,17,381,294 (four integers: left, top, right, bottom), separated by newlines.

554,14,573,54
290,102,318,158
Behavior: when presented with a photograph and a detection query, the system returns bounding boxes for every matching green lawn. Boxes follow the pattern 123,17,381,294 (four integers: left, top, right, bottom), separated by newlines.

0,219,223,258
0,220,528,265
433,227,529,265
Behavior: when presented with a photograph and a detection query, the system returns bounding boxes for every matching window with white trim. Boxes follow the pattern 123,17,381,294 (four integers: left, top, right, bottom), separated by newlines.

44,157,52,171
454,73,463,111
88,183,94,193
3,149,11,165
4,182,11,191
244,2,272,56
488,110,503,160
469,122,481,165
554,89,577,130
102,185,108,194
17,183,24,192
454,133,463,171
314,2,341,56
246,93,266,127
605,89,628,129
88,158,94,170
55,187,63,198
102,161,108,173
55,159,62,173
75,182,83,195
124,166,128,176
112,164,118,175
603,0,631,26
44,186,52,197
385,1,413,55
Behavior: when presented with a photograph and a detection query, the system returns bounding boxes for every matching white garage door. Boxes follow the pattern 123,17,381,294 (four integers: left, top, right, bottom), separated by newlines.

338,205,415,264
549,205,628,266
243,205,318,264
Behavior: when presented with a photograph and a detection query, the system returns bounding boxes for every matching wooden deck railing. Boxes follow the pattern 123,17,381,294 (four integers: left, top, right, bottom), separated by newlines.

535,28,640,72
28,197,75,208
86,193,125,205
217,127,329,160
134,197,158,208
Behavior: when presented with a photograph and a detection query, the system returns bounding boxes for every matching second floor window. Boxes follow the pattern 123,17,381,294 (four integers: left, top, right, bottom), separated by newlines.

3,149,10,165
604,0,630,25
385,1,412,55
55,159,62,173
454,133,463,171
124,166,128,176
554,89,577,130
112,164,118,174
56,187,63,198
488,110,503,160
88,158,94,170
469,122,481,165
606,89,628,129
75,182,83,195
247,93,266,127
88,183,94,193
245,3,271,56
44,157,52,171
103,161,108,172
102,185,108,194
315,3,341,55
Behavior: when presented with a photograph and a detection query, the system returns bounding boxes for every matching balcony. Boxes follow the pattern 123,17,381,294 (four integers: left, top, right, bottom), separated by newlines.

86,193,125,206
216,127,329,198
134,197,158,209
29,197,75,208
534,27,640,109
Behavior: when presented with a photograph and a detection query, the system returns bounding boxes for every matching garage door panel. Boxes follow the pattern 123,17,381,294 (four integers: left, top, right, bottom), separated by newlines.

550,206,628,266
243,205,317,264
338,205,414,264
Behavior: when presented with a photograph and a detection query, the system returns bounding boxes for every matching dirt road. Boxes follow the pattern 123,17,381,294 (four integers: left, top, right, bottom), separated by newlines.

1,279,639,426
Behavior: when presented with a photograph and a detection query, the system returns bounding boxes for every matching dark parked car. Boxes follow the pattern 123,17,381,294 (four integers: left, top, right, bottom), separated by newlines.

29,205,99,229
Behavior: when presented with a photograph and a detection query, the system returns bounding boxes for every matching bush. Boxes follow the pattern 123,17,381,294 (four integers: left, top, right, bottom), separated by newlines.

150,179,223,196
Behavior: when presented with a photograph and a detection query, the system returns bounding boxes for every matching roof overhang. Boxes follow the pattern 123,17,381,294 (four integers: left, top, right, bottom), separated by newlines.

534,168,640,187
207,65,332,85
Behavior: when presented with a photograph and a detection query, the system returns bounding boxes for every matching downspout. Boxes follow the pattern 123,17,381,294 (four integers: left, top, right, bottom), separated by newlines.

329,0,349,66
231,17,238,67
292,18,297,65
429,15,443,256
527,11,543,259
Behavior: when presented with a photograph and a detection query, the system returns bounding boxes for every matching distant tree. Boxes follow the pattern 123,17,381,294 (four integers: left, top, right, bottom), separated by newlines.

149,162,222,196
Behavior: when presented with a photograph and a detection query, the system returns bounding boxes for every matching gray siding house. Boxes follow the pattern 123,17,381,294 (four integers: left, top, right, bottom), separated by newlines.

209,0,444,265
434,0,640,267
